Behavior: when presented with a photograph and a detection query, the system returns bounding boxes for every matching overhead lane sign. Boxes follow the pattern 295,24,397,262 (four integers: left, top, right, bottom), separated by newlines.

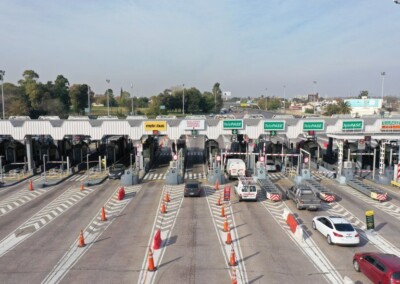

303,121,324,131
184,120,205,130
223,120,243,129
144,121,167,131
342,120,364,131
381,120,400,131
264,121,285,131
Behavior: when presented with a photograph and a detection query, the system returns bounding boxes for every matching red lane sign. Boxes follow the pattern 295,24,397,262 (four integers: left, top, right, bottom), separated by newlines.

216,156,221,161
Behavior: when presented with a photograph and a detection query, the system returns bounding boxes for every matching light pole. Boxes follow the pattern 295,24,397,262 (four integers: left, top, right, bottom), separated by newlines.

131,83,134,115
43,154,48,182
381,72,386,102
0,70,5,120
313,81,317,114
0,156,4,183
87,86,91,114
87,154,90,179
130,153,133,172
182,84,185,115
214,88,216,113
106,79,110,116
283,85,286,114
265,88,268,111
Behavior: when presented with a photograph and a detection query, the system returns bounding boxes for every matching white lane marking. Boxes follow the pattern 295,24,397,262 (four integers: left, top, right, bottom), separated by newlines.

137,185,184,284
42,185,141,284
204,187,248,284
259,199,344,284
0,185,97,258
0,188,49,217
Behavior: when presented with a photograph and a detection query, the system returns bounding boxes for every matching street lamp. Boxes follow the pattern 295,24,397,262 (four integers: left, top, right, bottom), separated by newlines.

265,88,268,111
182,84,185,115
130,153,133,172
381,72,386,102
87,86,91,114
0,156,4,183
87,154,90,179
43,154,48,182
106,79,110,116
313,81,318,114
283,84,286,114
0,70,5,120
131,83,134,115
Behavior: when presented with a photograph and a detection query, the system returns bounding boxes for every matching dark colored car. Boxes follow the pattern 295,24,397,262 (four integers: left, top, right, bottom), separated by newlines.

184,181,202,197
353,252,400,284
108,164,125,179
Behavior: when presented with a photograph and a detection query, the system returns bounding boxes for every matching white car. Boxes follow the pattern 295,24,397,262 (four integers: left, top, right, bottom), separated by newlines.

312,216,360,246
266,160,277,172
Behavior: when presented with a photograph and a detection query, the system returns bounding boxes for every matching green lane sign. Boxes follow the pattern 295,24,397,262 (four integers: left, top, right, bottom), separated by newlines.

270,131,277,137
223,120,243,129
342,120,363,130
232,129,238,135
303,121,324,131
264,121,285,131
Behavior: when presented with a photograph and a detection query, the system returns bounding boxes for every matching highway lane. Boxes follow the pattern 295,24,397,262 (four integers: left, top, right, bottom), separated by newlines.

0,178,120,284
278,177,384,283
321,179,400,252
60,149,171,283
231,191,328,284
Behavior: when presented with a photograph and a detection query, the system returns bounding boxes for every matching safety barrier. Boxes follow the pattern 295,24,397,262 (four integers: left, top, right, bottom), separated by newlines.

282,208,304,242
304,179,335,202
258,178,282,201
347,178,388,201
391,180,400,188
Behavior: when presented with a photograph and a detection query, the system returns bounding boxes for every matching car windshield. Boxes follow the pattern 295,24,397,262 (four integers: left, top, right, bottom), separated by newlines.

334,223,354,232
112,165,124,170
392,272,400,280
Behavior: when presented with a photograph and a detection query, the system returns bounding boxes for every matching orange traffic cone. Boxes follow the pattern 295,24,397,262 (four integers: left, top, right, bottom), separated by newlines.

148,248,157,271
164,191,170,203
29,179,33,191
215,179,219,190
80,181,84,191
78,230,85,247
223,216,229,232
161,201,167,214
226,229,232,245
101,206,107,221
216,195,221,206
221,204,225,217
229,245,237,266
232,267,238,284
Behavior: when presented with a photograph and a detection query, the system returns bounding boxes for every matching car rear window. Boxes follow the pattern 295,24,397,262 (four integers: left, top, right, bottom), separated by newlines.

301,190,313,195
334,223,354,232
186,183,198,189
250,186,256,192
392,272,400,280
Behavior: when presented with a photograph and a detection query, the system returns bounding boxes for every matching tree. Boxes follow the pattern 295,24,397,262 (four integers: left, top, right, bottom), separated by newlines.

212,82,223,112
69,84,89,114
257,98,267,110
186,88,203,113
18,70,43,110
324,104,340,116
337,100,352,114
3,82,29,116
53,75,70,112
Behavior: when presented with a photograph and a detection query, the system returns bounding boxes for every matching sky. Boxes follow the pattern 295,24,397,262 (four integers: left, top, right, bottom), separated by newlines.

0,0,399,99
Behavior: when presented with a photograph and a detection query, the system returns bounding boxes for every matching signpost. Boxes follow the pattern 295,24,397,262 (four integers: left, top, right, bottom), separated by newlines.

381,120,400,131
223,120,243,129
365,210,375,230
303,121,325,131
144,121,167,131
342,120,363,131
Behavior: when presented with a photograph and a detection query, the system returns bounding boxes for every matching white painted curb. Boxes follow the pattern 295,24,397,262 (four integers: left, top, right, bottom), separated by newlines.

343,276,354,284
282,208,290,221
294,224,304,243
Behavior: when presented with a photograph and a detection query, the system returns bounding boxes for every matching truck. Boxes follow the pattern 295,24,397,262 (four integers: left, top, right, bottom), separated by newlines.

234,177,258,201
226,159,246,179
286,184,321,210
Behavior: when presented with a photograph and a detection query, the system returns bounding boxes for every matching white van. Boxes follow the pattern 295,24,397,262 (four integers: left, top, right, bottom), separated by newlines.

235,177,258,201
226,159,246,179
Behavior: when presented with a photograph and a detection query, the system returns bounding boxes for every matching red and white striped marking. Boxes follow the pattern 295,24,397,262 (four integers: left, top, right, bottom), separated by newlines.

320,193,335,202
377,193,388,201
267,192,281,202
397,163,400,180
